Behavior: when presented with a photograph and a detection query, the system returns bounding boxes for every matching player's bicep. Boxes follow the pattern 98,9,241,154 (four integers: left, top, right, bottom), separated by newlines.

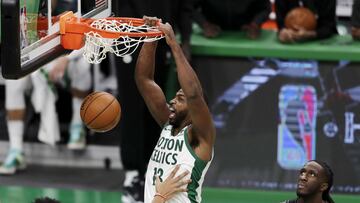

139,81,170,126
187,97,215,144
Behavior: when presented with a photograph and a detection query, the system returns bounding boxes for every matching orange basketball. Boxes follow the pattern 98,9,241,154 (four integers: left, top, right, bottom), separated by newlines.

80,91,121,132
285,7,317,31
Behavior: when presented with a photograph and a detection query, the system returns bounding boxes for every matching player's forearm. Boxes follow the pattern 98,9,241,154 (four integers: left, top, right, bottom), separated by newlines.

170,43,203,99
135,42,158,83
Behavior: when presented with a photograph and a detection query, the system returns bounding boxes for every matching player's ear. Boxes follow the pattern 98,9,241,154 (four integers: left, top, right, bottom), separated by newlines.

320,183,328,192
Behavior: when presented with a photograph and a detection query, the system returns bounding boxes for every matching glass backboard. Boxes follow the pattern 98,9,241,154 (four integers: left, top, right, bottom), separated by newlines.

1,0,112,79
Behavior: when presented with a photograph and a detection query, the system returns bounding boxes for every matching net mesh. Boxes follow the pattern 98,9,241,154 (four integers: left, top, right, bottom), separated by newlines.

83,19,163,64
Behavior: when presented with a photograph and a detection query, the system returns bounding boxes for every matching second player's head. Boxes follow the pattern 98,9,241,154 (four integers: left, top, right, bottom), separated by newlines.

296,160,334,203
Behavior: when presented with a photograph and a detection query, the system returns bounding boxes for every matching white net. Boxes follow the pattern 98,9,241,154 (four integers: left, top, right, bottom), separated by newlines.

83,18,164,64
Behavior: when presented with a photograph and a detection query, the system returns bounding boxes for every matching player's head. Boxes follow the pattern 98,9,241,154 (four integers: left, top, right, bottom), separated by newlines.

296,160,334,203
169,89,190,127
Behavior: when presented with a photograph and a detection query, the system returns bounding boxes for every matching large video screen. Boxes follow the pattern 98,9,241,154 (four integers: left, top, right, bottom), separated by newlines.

194,56,360,193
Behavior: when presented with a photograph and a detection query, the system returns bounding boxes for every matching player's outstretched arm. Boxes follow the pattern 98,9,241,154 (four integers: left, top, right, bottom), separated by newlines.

158,22,216,161
135,39,170,127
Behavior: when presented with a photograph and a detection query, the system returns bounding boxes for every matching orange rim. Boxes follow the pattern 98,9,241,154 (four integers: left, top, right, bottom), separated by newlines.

88,17,164,38
60,12,164,39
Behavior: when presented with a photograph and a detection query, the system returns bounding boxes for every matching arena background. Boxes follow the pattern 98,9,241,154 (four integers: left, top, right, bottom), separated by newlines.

194,56,360,193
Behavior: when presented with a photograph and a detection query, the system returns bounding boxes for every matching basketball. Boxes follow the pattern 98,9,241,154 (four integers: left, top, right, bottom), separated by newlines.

285,7,317,31
80,91,121,132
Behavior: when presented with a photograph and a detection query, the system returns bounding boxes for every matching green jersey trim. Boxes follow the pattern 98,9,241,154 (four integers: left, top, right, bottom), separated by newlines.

183,127,207,166
162,121,169,129
184,128,208,203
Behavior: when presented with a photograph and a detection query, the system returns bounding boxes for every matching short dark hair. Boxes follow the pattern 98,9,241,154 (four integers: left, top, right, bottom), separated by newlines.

312,160,334,203
33,197,61,203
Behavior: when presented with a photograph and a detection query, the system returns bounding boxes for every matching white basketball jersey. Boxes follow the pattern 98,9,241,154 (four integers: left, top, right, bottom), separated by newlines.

144,124,213,203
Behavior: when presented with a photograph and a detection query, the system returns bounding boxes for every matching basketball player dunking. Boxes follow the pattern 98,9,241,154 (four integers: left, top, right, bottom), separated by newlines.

135,17,215,203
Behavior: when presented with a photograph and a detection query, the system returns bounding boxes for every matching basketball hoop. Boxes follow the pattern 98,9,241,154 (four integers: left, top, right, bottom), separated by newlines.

59,12,164,64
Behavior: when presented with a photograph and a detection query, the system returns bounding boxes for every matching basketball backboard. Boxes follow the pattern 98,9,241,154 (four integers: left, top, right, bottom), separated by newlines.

1,0,112,79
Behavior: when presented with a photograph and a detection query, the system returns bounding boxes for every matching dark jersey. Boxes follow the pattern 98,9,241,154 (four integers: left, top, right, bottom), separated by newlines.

194,0,271,29
281,200,297,203
352,0,360,28
281,200,330,203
